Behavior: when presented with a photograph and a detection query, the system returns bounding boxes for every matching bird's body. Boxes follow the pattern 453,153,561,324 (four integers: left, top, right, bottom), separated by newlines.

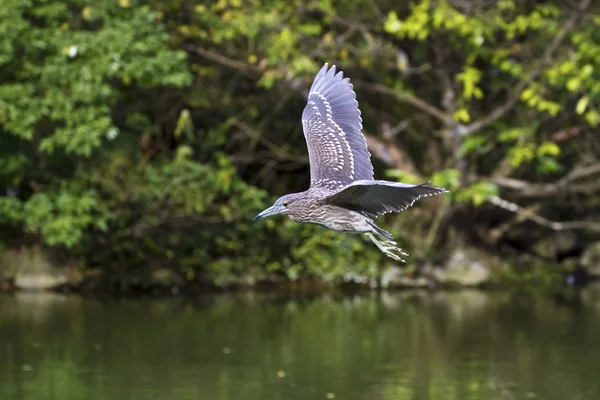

283,192,373,234
254,63,448,261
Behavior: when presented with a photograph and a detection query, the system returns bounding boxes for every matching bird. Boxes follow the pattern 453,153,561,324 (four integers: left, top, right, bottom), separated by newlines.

253,63,448,261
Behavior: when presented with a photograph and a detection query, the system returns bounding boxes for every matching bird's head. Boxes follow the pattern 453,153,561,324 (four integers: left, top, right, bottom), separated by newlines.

252,193,301,221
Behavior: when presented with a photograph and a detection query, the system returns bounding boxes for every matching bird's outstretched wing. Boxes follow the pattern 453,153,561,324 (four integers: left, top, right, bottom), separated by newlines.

302,63,373,190
323,180,447,217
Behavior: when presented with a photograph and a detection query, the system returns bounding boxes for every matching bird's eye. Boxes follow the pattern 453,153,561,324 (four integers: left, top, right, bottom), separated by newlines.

282,202,289,207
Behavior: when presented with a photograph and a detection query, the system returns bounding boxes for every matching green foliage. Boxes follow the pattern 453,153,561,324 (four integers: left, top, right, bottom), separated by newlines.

385,169,423,184
0,0,191,158
0,196,22,223
429,168,497,206
455,182,499,206
520,84,561,116
545,19,600,127
1,0,599,287
431,169,462,192
22,184,107,248
456,66,484,101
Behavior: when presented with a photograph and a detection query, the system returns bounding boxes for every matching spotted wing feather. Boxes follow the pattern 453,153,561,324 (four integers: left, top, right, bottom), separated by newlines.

301,63,373,190
323,180,448,217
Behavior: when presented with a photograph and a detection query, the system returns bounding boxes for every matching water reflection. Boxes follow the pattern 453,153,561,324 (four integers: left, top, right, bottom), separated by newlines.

1,287,599,400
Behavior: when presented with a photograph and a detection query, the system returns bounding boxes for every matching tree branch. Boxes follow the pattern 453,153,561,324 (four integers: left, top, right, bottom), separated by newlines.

488,196,600,232
185,45,263,76
363,128,418,173
489,202,543,243
432,37,457,117
355,81,452,125
550,126,583,143
489,163,600,198
233,121,307,163
462,0,592,136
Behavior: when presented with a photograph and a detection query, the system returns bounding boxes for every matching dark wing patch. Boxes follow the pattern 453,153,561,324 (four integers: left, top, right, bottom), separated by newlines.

302,63,373,189
323,180,448,217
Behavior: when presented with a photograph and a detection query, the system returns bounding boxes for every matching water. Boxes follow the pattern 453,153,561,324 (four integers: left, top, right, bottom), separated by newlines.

1,287,600,400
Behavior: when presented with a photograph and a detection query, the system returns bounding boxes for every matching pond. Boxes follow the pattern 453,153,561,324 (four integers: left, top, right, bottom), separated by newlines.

1,287,600,400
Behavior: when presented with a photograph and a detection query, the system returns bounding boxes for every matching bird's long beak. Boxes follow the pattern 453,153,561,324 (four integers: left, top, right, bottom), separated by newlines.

252,205,281,221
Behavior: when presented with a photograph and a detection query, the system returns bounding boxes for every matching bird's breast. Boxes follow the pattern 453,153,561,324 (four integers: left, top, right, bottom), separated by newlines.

289,205,367,233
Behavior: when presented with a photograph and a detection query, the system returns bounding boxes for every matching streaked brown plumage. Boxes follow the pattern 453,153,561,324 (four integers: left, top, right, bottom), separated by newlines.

253,63,448,261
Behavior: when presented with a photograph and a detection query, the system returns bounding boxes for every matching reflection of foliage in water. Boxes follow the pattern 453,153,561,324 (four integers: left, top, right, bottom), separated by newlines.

1,289,600,399
1,0,600,284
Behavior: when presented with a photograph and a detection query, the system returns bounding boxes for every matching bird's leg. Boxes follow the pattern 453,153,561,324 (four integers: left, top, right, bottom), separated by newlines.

366,233,409,262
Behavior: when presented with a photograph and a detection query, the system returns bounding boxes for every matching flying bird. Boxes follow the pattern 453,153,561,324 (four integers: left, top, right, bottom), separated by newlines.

253,63,448,261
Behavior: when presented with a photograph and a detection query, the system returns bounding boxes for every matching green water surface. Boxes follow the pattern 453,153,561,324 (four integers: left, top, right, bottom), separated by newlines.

1,288,599,400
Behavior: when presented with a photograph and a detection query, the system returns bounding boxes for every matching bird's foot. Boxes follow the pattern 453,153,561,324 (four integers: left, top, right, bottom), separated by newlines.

366,233,409,262
380,240,409,262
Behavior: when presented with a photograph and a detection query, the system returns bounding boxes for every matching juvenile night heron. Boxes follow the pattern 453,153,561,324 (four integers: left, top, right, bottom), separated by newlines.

253,63,448,261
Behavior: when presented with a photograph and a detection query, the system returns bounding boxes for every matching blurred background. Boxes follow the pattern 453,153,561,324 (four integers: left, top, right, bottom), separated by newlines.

1,1,600,399
0,0,600,289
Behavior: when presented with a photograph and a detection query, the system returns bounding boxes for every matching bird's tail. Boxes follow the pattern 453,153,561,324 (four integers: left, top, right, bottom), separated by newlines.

366,220,394,240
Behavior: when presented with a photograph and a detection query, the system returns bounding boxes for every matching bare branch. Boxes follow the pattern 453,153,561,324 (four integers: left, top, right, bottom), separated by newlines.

355,81,452,125
488,202,543,243
490,163,600,198
462,0,593,136
489,196,600,232
550,126,584,142
233,121,307,163
363,128,418,173
185,45,262,76
432,37,457,116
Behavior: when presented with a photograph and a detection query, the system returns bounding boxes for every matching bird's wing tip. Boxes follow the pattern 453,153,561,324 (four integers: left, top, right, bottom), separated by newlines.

317,62,351,83
328,64,337,76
